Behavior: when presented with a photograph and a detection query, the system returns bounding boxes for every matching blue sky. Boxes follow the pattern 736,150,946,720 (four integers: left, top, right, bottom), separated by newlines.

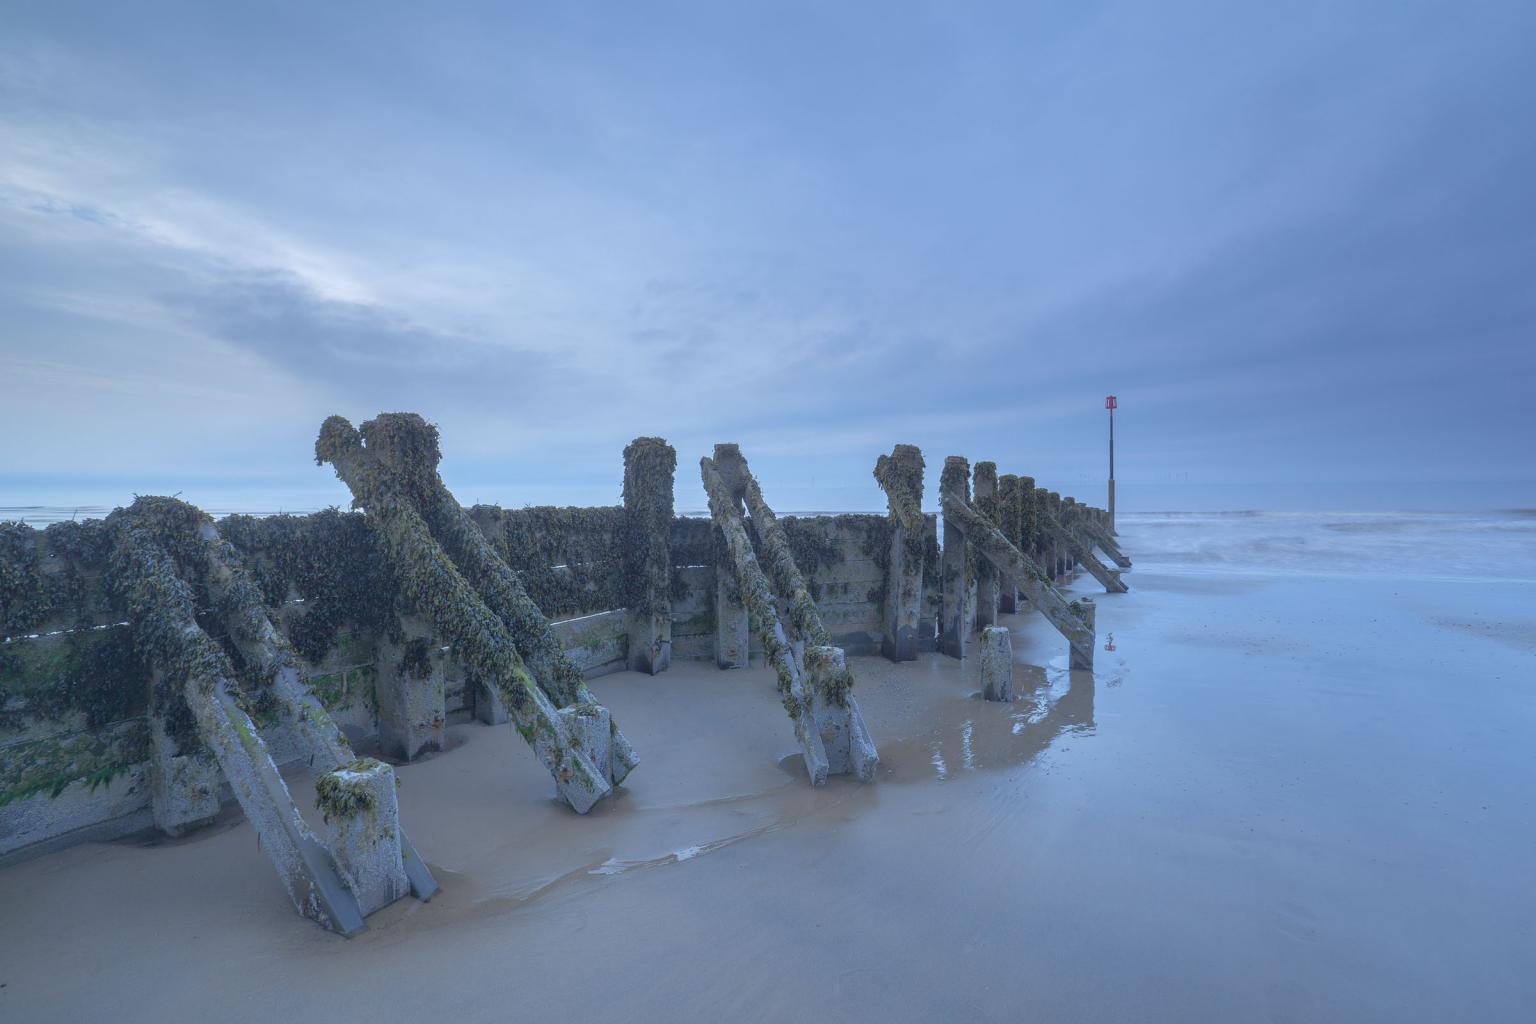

2,1,1532,514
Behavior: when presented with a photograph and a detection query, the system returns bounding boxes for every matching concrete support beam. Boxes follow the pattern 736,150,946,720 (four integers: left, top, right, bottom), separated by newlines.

939,456,972,659
193,675,367,935
700,453,878,784
939,488,1096,667
1040,508,1128,595
1070,598,1097,671
624,437,676,675
317,759,410,917
330,413,638,786
110,500,367,934
980,626,1014,702
193,515,437,901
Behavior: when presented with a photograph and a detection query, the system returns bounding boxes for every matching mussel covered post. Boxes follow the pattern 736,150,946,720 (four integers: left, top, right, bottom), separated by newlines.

623,437,676,675
980,626,1014,702
938,456,972,659
317,758,410,916
973,462,1000,629
873,444,926,662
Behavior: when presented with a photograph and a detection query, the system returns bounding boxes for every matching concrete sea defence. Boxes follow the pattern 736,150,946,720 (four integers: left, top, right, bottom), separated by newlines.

0,414,1126,933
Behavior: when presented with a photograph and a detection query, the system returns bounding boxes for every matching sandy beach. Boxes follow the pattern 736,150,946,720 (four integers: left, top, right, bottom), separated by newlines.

2,511,1532,1023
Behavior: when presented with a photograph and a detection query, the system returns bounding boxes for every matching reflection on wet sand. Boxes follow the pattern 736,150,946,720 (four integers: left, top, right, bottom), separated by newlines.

876,663,1095,783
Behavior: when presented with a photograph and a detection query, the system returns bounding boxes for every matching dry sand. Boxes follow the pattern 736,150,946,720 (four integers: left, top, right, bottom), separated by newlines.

2,513,1532,1022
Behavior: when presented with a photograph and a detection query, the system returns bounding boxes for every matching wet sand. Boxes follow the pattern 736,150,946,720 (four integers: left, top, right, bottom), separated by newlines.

3,513,1533,1022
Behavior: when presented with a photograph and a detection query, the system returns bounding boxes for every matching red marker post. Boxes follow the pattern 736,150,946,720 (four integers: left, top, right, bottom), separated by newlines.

1105,395,1118,532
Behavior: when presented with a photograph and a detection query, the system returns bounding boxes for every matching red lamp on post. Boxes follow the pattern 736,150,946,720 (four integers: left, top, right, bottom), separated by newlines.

1105,395,1118,532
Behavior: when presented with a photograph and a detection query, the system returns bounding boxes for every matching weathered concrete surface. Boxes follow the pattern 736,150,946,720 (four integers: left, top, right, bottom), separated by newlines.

979,627,1013,702
318,759,409,916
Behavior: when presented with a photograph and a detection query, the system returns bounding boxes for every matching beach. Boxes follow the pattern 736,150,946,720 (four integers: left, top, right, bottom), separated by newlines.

2,510,1532,1022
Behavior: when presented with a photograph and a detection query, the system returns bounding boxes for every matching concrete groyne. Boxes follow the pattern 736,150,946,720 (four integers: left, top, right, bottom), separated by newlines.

0,413,1126,932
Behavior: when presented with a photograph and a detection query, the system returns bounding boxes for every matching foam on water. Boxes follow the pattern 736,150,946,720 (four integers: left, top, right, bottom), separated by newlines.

1122,509,1536,584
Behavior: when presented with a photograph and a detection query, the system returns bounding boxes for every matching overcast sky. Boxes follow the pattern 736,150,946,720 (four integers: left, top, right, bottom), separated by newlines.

2,1,1532,514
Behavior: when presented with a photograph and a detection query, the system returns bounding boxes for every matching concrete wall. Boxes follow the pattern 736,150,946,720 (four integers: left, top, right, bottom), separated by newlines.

0,507,893,860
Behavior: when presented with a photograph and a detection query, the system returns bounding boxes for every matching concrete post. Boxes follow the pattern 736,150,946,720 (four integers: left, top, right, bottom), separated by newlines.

980,626,1014,702
317,759,410,916
374,619,446,762
938,456,971,659
624,437,675,674
473,672,511,725
874,444,926,662
973,462,999,629
805,646,879,781
1069,598,1096,671
714,563,750,668
146,708,220,836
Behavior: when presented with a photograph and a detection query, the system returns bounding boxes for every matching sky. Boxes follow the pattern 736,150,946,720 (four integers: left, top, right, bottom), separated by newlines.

2,0,1533,516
